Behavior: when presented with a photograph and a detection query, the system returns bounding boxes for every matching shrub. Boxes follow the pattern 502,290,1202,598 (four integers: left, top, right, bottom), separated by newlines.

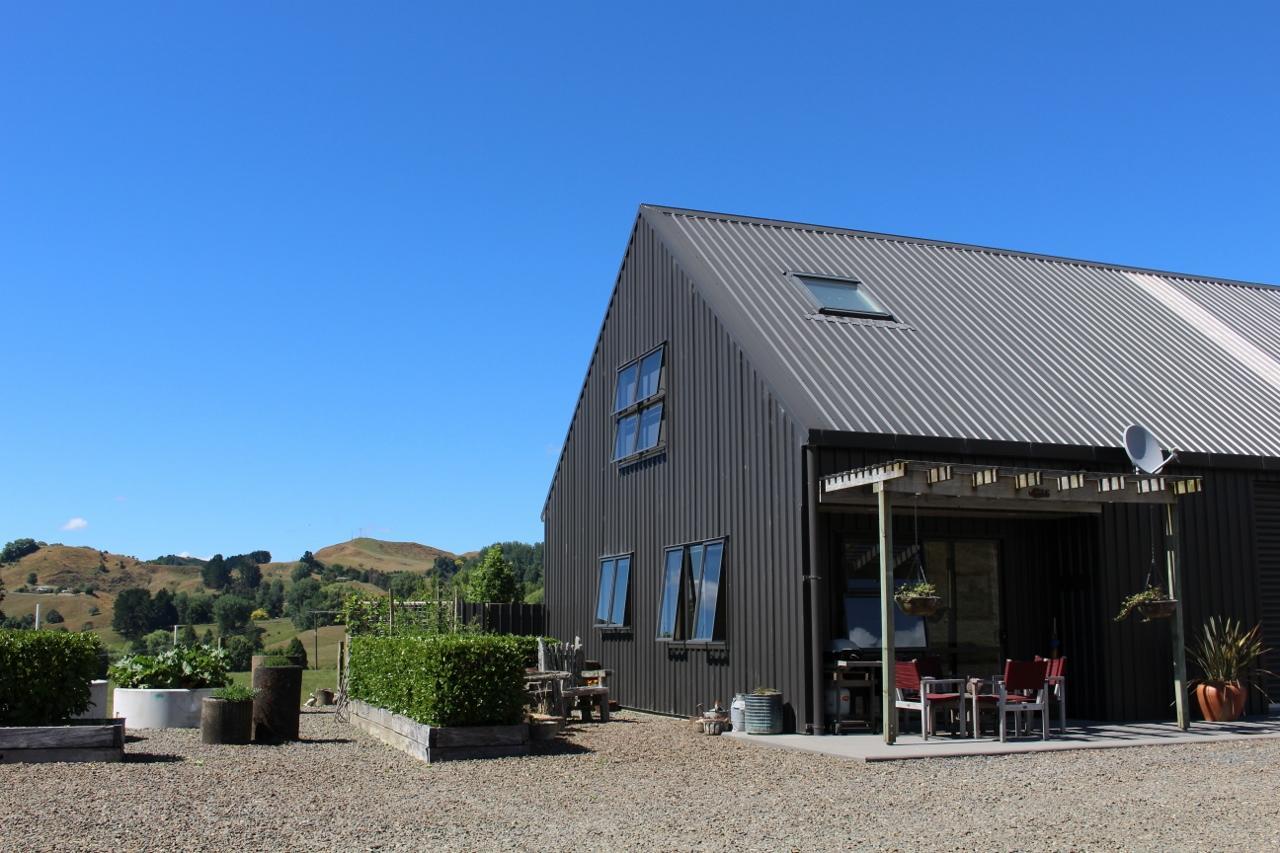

224,635,258,671
211,684,256,702
44,608,64,624
109,645,231,689
0,629,104,725
348,634,527,727
259,653,296,667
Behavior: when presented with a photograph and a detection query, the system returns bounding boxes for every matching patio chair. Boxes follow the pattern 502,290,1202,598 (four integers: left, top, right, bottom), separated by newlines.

1035,655,1068,733
894,659,966,739
971,659,1050,742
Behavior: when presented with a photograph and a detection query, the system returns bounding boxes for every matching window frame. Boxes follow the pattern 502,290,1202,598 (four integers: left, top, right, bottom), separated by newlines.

655,536,728,647
594,552,633,631
612,343,668,464
788,271,896,321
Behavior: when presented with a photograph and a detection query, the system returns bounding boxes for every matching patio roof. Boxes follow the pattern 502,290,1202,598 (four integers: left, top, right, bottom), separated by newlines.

821,459,1203,515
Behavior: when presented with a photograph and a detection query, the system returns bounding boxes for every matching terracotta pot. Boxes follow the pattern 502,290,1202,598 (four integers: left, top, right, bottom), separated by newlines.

897,596,942,617
1195,681,1246,722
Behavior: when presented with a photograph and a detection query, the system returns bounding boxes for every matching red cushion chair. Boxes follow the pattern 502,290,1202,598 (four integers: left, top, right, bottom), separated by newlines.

894,659,967,739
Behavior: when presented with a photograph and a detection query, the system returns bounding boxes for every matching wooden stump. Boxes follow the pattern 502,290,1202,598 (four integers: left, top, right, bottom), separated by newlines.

201,699,253,745
252,665,303,743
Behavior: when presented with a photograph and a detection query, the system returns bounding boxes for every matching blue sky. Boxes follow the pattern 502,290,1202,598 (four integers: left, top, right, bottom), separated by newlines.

2,3,1278,560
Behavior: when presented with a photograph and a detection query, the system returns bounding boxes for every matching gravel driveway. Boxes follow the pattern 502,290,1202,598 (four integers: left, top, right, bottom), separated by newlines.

3,709,1279,851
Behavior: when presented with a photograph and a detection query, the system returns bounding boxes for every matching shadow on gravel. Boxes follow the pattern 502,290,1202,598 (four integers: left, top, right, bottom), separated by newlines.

123,753,184,764
124,734,147,744
530,739,594,757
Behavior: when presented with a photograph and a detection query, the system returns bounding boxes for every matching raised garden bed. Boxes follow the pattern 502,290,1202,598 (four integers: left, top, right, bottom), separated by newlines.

348,699,530,763
0,718,124,764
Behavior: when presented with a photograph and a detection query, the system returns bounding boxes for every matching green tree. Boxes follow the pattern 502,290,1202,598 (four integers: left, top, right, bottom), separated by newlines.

202,554,231,590
140,629,172,655
256,578,286,618
465,545,520,604
0,538,40,564
201,628,215,646
178,624,199,647
224,634,260,671
213,595,254,636
26,572,37,586
112,588,154,640
0,573,5,619
151,588,178,630
43,608,64,624
290,562,312,582
284,636,309,669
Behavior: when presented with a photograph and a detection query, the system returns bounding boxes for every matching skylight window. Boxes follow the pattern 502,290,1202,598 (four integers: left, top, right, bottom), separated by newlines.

795,274,894,320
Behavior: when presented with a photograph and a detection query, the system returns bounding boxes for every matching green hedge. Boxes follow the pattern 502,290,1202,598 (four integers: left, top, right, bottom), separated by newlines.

348,634,527,727
0,629,104,725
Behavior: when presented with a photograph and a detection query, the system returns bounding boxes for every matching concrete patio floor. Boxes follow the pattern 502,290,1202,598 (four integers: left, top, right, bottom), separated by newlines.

727,716,1280,762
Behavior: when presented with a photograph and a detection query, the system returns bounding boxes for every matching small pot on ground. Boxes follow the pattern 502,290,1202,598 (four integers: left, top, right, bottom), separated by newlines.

252,657,303,743
1195,681,1247,722
201,685,256,744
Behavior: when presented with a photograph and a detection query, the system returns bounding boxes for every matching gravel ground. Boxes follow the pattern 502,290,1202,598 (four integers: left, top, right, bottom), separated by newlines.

3,709,1280,851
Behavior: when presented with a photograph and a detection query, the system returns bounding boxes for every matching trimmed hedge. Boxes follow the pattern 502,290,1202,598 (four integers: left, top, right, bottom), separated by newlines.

0,629,104,725
348,634,527,727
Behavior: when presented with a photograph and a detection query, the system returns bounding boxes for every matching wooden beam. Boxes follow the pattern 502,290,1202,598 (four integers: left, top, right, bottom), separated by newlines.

1056,473,1087,492
970,468,1000,488
822,462,906,493
1166,502,1190,730
1172,478,1202,496
1014,471,1043,490
1135,477,1166,494
926,464,954,484
821,492,1105,515
878,488,896,746
1096,475,1126,493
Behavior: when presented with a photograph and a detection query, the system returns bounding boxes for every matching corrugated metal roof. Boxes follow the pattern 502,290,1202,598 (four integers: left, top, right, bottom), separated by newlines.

642,205,1280,458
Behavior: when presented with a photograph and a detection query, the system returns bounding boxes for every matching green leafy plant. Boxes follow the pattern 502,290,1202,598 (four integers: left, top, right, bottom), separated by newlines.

893,581,938,604
0,629,104,725
751,686,780,695
259,653,297,667
348,634,527,727
211,684,257,702
108,645,231,689
1114,584,1173,622
1189,616,1274,697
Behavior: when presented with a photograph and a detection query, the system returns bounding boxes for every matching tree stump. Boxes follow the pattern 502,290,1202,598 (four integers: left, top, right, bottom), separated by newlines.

252,665,303,743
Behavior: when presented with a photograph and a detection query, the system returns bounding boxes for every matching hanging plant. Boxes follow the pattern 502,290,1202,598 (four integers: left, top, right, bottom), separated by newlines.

1114,583,1177,622
894,580,942,616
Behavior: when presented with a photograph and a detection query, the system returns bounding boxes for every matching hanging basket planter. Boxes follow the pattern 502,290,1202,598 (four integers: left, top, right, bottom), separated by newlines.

896,595,943,617
1135,599,1178,621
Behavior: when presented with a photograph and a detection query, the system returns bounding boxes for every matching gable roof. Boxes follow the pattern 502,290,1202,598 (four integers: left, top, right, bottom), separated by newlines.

642,205,1280,459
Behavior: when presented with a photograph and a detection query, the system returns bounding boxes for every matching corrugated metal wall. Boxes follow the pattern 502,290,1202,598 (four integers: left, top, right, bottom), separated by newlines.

544,217,808,723
1254,482,1280,698
817,446,1278,720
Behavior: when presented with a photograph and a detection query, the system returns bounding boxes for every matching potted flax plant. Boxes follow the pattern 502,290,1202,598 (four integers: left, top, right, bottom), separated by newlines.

1188,617,1273,722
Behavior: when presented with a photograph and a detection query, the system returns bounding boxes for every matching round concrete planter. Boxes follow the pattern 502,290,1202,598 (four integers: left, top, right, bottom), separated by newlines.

73,679,110,720
113,688,218,729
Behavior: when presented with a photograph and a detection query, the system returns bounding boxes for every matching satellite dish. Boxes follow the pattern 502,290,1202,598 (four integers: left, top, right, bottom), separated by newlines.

1123,424,1178,475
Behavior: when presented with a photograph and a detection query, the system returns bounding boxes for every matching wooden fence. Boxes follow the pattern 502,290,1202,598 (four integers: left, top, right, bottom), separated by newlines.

455,602,545,636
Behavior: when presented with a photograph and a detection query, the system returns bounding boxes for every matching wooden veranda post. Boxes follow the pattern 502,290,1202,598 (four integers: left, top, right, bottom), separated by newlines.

878,486,897,745
1166,502,1190,730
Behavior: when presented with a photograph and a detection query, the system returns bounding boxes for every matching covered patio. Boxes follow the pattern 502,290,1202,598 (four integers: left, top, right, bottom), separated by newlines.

729,716,1280,762
810,459,1206,745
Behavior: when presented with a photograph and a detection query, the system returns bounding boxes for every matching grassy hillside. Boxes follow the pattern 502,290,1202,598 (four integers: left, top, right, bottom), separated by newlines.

313,537,457,574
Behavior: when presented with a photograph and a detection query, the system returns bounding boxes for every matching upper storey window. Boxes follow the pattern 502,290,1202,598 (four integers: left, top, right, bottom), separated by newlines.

795,274,895,321
614,345,666,461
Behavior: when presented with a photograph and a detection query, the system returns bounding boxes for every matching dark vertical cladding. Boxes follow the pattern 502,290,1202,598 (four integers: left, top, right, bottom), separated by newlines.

544,216,807,723
816,446,1280,721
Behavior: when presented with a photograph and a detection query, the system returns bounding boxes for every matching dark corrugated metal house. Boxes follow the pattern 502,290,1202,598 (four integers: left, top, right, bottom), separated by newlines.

543,205,1280,733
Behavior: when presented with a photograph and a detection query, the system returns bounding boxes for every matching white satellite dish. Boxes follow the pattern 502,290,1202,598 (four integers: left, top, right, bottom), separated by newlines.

1123,424,1178,475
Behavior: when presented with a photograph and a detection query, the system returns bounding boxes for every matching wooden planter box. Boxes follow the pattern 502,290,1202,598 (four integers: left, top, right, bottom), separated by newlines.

347,699,530,763
0,719,125,764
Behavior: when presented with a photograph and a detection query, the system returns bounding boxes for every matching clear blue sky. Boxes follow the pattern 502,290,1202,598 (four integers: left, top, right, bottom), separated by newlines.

2,3,1278,561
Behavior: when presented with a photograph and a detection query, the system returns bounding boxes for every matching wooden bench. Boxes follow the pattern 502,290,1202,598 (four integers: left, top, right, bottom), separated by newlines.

538,638,611,722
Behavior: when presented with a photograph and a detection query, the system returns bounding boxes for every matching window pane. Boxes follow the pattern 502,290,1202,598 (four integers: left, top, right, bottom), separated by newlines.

615,363,639,410
693,542,723,641
637,349,663,400
609,557,630,626
657,549,683,639
637,403,663,451
614,414,638,459
842,595,927,649
798,276,890,317
685,544,704,638
595,559,616,624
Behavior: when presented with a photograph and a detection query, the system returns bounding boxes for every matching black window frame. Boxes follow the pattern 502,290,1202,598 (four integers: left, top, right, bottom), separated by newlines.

789,271,896,322
613,343,667,464
656,536,727,647
594,552,632,631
